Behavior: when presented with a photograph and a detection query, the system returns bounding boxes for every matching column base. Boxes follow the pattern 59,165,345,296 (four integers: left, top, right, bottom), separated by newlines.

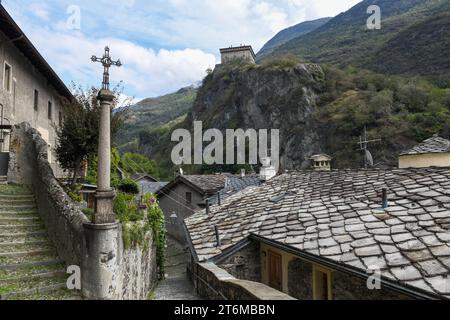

82,222,121,300
94,190,116,224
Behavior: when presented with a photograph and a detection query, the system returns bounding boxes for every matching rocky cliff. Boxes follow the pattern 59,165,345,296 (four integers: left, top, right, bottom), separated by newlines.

188,62,326,170
137,59,450,176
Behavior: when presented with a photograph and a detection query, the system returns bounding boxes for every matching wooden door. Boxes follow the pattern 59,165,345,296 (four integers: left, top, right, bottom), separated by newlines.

268,251,282,291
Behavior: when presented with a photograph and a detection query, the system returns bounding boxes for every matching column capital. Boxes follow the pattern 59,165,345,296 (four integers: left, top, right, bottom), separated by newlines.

98,89,115,101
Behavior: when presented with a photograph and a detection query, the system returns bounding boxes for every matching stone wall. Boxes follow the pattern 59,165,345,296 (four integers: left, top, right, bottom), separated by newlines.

287,258,313,299
193,262,295,300
217,240,261,282
8,122,88,266
333,270,410,300
287,257,410,300
118,226,158,300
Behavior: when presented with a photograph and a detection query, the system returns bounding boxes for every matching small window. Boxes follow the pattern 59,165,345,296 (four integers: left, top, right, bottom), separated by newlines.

59,111,63,126
4,63,12,92
186,192,192,204
34,90,39,111
48,101,52,120
313,266,332,300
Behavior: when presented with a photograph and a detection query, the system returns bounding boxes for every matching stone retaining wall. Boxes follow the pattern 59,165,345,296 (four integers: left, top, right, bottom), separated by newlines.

118,225,158,300
193,262,295,300
8,122,88,266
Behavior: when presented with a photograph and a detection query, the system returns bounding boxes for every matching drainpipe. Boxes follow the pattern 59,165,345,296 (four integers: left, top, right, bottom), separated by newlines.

217,191,221,206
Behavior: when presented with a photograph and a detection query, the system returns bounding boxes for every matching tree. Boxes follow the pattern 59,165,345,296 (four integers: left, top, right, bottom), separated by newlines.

120,153,159,178
56,83,131,186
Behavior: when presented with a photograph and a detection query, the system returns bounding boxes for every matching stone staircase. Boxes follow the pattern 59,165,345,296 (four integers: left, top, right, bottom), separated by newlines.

0,184,81,300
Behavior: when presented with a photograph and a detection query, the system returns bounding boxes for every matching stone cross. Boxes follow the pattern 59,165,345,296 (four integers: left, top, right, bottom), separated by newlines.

91,46,122,90
90,46,122,224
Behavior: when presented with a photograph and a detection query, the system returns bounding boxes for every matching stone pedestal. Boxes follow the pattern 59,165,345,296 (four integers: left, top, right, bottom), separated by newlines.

94,190,116,224
82,222,121,300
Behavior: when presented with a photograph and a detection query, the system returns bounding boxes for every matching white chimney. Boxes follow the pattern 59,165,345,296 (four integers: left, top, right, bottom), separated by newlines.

240,168,246,178
260,157,277,181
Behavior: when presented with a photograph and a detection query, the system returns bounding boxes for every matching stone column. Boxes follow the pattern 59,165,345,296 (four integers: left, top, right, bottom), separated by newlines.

94,89,116,224
82,89,120,300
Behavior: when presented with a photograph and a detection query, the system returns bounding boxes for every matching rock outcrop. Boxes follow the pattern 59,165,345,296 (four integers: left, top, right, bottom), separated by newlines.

187,62,326,170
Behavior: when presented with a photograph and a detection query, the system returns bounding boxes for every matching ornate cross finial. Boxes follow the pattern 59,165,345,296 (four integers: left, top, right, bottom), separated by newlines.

91,46,122,90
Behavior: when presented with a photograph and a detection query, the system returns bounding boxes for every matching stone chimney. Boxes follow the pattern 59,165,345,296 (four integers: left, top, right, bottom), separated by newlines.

260,157,277,181
310,154,332,171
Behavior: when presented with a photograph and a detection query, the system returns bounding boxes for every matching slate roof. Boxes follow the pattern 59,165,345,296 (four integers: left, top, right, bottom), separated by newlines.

132,173,158,182
208,175,262,205
400,135,450,156
182,175,229,194
139,181,168,194
185,168,450,299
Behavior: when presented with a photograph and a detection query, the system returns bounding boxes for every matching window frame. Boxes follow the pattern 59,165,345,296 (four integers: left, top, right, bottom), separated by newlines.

34,89,39,111
3,61,12,92
312,265,333,300
185,192,192,204
48,101,53,120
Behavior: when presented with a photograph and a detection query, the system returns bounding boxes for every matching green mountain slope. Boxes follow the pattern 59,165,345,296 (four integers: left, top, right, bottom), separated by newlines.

265,0,450,78
257,17,331,60
116,86,197,152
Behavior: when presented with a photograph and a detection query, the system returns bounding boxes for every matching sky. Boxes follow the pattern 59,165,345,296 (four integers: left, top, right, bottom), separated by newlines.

2,0,361,101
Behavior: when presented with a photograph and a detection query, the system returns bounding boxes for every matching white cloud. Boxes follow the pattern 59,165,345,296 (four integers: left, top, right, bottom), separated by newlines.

2,0,362,98
26,27,216,98
28,2,50,21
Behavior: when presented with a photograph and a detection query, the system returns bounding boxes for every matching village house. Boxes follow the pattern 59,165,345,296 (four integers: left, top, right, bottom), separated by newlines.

0,5,71,178
184,163,450,300
132,173,168,195
399,135,450,169
220,45,256,65
157,172,263,244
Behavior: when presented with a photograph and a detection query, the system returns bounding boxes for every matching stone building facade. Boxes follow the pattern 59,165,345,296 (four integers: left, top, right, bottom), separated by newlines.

220,45,256,65
0,5,71,177
399,135,450,169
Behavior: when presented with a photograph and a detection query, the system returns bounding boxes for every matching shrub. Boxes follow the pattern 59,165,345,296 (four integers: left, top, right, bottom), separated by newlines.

117,178,140,195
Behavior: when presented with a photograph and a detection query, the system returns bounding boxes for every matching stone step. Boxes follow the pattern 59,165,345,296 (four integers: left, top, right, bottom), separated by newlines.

0,224,44,233
0,252,59,267
0,259,63,272
0,249,55,259
0,239,52,252
0,205,38,211
0,270,66,285
0,216,41,224
0,212,39,220
0,211,39,217
0,199,36,205
3,288,82,300
0,195,35,201
0,261,65,281
0,281,68,300
0,231,48,243
0,207,39,213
